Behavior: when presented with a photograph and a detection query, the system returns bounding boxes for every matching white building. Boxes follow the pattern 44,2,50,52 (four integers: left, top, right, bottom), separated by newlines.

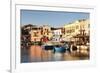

52,28,62,42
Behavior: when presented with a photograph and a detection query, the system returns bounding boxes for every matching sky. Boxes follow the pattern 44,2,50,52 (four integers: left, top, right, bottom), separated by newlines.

21,10,89,27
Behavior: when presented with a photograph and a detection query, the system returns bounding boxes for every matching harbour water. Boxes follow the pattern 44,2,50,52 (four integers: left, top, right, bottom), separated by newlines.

21,45,89,63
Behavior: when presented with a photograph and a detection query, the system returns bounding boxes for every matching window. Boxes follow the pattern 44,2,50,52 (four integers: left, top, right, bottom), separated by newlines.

76,25,79,29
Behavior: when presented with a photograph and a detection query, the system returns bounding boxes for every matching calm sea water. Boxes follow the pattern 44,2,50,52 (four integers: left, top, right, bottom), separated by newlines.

21,45,89,63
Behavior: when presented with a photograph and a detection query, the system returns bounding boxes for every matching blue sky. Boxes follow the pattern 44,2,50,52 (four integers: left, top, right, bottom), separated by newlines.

21,10,89,27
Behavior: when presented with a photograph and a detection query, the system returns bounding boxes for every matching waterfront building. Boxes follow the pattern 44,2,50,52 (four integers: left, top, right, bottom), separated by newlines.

62,19,90,44
28,25,53,43
29,25,42,42
51,28,62,42
40,25,53,40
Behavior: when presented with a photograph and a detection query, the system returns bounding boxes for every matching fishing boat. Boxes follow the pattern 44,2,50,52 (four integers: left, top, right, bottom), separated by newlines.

53,45,66,53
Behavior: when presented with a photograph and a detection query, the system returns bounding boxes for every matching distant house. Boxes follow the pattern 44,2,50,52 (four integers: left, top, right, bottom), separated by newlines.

29,26,42,42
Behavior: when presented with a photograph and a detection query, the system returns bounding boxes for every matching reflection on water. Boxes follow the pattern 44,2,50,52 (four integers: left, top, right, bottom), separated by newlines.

21,45,89,63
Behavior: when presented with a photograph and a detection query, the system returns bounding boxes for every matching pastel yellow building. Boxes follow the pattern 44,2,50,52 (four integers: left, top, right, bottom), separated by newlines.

62,19,90,42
